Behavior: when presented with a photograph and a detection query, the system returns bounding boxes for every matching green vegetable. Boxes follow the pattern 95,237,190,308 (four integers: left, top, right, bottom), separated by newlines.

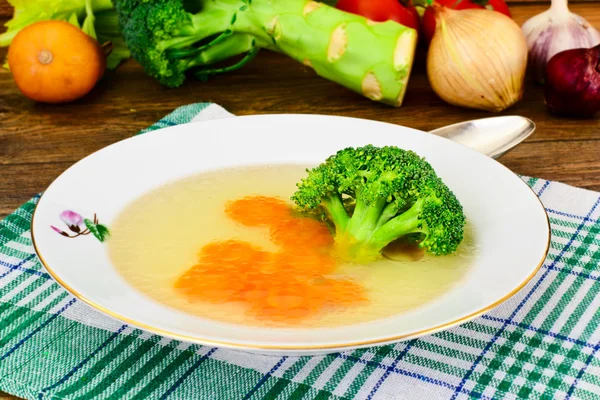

113,0,418,106
292,145,466,263
0,0,130,69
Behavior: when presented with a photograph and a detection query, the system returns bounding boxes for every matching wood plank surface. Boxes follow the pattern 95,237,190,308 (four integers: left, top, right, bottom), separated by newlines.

0,1,599,399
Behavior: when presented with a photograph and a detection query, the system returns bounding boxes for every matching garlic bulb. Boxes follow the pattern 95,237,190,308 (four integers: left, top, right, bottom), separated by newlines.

522,0,600,84
427,7,528,112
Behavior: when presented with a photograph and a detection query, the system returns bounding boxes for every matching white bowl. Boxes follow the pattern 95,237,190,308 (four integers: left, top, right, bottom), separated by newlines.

31,114,549,356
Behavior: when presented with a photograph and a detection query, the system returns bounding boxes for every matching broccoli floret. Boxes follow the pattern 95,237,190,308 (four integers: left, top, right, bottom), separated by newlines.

292,145,466,263
113,0,262,87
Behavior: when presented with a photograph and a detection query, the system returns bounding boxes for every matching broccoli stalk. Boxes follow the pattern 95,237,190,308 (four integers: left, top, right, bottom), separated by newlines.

292,146,466,263
113,0,418,106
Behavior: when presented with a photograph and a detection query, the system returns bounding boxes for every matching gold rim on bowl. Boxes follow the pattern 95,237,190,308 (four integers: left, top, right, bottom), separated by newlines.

29,121,551,351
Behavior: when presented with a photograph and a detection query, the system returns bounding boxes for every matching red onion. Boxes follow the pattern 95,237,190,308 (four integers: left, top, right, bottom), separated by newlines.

545,44,600,117
522,0,600,84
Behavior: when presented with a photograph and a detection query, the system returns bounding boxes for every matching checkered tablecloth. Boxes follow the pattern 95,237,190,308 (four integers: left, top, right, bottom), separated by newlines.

1,103,600,399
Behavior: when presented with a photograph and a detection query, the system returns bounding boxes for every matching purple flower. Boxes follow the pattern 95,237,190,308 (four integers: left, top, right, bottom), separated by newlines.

60,210,83,233
60,210,83,226
51,226,69,237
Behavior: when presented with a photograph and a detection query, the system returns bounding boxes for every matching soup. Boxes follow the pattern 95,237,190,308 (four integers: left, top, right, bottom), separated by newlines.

108,165,477,328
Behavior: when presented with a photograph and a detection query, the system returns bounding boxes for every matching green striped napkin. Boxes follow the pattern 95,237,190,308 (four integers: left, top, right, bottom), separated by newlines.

2,103,600,400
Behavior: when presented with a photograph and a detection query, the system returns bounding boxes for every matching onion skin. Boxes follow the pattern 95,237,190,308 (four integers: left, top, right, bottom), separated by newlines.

545,44,600,117
427,7,528,112
522,0,600,85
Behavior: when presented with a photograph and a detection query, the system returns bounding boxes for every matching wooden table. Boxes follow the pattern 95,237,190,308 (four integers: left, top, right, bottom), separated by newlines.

1,2,600,221
0,1,599,399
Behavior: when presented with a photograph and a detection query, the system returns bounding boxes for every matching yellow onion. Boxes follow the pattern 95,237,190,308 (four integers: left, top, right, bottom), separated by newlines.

426,7,528,112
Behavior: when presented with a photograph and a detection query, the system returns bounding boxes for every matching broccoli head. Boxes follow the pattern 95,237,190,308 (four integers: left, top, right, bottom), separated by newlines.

292,145,466,263
113,0,262,87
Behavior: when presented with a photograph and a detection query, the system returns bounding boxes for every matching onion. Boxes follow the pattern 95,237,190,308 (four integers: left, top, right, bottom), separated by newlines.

545,44,600,117
522,0,600,84
426,7,528,112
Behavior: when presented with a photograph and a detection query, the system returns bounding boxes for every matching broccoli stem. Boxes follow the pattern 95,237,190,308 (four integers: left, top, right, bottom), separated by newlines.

185,33,255,67
335,198,425,262
376,201,402,229
345,197,366,232
369,198,425,249
95,10,121,36
196,0,417,106
346,198,387,242
322,195,350,233
194,39,260,79
159,11,234,51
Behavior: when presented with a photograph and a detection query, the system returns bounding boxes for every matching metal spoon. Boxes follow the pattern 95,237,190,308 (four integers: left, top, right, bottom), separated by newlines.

428,115,535,159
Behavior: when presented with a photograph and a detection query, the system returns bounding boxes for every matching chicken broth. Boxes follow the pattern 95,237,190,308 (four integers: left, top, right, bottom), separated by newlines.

108,165,476,328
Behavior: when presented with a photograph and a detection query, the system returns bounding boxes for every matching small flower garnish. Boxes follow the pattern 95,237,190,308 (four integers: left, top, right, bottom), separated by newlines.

51,225,70,237
52,211,110,242
60,210,84,233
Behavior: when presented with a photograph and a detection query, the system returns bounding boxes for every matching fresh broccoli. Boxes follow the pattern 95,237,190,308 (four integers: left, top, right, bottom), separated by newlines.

292,145,466,263
111,0,418,105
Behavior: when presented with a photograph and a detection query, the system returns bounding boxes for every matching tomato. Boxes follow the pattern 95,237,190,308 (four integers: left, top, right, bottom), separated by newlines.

336,0,421,34
422,0,511,44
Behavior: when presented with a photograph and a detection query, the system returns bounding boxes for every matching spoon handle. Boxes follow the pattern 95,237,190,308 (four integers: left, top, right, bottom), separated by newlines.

428,116,536,159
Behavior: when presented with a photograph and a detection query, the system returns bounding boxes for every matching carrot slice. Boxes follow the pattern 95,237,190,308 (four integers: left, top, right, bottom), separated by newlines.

175,196,367,324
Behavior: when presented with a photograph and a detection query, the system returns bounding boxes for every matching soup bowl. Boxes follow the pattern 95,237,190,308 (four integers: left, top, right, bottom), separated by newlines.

31,114,550,355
